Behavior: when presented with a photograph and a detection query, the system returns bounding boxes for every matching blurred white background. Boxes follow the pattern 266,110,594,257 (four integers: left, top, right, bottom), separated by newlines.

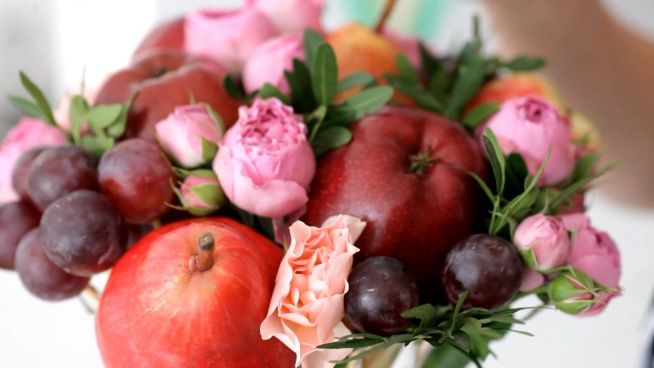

1,1,653,367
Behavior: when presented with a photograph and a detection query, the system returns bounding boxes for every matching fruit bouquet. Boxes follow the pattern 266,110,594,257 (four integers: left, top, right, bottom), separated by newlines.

0,1,621,367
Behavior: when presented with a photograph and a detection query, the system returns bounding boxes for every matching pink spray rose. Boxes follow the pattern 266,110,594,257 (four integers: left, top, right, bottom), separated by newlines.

176,170,225,216
479,96,576,185
0,118,67,204
260,214,366,368
559,213,621,316
514,214,571,272
185,7,277,73
155,104,223,168
243,33,304,94
251,0,323,33
213,97,316,218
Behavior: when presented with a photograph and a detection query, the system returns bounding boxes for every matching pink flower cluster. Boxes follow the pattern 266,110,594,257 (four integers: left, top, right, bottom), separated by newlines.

514,212,621,316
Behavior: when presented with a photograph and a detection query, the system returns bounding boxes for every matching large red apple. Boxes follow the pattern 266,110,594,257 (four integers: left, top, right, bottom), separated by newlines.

133,17,185,58
303,106,487,299
94,50,239,141
96,218,294,368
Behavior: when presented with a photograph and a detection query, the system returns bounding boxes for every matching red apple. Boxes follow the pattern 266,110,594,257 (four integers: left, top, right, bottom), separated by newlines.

303,106,487,299
94,50,240,141
133,17,185,58
96,218,294,368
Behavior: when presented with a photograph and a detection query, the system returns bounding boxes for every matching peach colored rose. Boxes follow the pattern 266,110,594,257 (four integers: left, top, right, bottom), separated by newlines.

260,214,366,368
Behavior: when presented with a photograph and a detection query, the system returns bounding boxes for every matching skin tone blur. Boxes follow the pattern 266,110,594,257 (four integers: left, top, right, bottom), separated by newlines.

482,0,654,207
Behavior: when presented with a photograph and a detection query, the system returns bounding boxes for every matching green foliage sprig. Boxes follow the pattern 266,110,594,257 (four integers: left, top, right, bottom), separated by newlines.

320,294,535,367
385,18,545,124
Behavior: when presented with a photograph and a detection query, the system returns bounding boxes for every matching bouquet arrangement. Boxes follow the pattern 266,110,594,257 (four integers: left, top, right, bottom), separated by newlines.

0,1,621,367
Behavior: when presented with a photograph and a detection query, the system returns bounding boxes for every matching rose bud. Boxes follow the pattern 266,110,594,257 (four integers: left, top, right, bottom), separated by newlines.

519,268,545,292
548,269,617,316
242,33,304,95
185,7,277,73
0,117,67,204
560,213,621,316
213,97,316,218
155,104,224,168
514,214,571,272
252,0,324,33
479,96,576,186
175,170,225,216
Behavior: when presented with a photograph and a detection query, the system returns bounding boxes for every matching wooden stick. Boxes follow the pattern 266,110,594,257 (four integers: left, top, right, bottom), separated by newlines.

374,0,398,33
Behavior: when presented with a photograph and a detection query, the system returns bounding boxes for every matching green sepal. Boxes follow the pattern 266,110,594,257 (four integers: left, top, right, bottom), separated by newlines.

201,137,218,163
519,247,539,270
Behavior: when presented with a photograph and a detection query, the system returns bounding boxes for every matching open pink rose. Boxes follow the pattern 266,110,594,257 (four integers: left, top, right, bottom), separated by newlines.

479,96,576,186
514,214,571,272
213,97,315,218
0,118,67,204
243,33,304,94
260,214,366,367
251,0,323,33
185,7,277,73
560,213,621,316
155,104,223,168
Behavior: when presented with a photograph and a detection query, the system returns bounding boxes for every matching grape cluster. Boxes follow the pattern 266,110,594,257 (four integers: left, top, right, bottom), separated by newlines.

0,139,174,301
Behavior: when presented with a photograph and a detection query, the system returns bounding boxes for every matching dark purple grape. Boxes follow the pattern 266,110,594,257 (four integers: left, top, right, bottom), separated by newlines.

26,146,98,211
0,201,40,269
98,139,174,224
344,256,419,335
40,190,125,276
15,228,89,301
12,147,48,200
442,234,522,310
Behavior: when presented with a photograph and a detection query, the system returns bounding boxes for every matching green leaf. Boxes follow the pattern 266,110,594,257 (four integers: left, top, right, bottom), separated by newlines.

502,56,546,71
19,71,57,126
8,95,43,118
106,92,137,138
258,83,289,104
421,343,471,368
336,71,375,93
69,95,90,144
335,86,393,122
223,74,246,101
444,43,486,119
460,318,491,357
86,104,123,130
462,102,499,131
285,59,315,112
419,42,440,77
311,43,338,106
482,129,506,196
303,29,326,72
395,54,420,83
402,304,439,327
80,133,114,158
311,126,352,156
385,74,443,112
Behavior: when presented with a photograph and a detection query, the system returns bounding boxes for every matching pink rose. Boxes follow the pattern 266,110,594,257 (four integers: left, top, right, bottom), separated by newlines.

185,7,277,73
479,96,576,185
514,214,571,272
243,33,304,94
0,118,67,204
519,268,545,292
176,170,225,216
155,104,223,168
260,214,366,368
54,87,97,131
213,98,316,218
251,0,323,33
560,213,621,316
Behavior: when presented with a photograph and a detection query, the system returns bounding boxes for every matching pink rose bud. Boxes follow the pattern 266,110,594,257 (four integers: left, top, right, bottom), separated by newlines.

155,104,224,168
520,268,545,292
480,96,576,186
185,7,277,73
559,213,621,316
175,170,225,216
514,214,571,272
242,33,304,95
0,117,67,204
548,268,618,316
261,214,366,367
252,0,323,33
213,97,316,218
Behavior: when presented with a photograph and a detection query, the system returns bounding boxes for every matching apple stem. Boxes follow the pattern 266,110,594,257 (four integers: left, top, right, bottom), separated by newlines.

374,0,398,34
409,151,439,175
189,232,215,273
